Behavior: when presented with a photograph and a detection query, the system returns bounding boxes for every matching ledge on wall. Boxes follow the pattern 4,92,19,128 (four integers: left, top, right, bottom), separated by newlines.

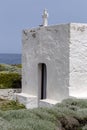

39,99,60,107
14,93,38,109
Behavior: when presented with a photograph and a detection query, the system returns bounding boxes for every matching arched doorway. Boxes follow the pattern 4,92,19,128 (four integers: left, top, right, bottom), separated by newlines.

38,63,47,99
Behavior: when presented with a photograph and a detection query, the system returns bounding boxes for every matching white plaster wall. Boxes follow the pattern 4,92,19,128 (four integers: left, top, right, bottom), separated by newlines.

22,24,69,102
69,23,87,98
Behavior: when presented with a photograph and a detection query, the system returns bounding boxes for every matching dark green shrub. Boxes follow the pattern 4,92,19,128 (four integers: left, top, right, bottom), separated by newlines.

0,73,21,88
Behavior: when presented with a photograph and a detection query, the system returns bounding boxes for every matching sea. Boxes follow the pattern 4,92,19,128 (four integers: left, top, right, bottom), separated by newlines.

0,53,21,64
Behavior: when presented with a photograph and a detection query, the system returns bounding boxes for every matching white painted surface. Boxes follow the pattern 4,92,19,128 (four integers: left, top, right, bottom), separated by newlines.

69,23,87,98
22,24,69,101
17,23,87,109
21,24,69,108
42,9,48,26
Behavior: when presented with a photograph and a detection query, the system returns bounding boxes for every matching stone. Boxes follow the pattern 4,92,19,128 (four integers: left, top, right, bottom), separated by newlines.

14,93,38,109
0,89,21,100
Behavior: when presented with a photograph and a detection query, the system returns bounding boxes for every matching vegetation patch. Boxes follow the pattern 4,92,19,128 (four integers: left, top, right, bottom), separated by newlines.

0,64,21,89
11,64,22,68
0,64,21,74
0,98,87,130
0,73,21,89
0,98,25,111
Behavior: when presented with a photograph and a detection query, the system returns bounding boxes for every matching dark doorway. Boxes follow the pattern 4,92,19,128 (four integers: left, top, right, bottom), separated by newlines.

38,63,47,99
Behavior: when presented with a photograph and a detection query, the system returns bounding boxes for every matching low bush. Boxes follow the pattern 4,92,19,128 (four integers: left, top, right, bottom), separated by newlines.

0,98,87,130
56,98,87,109
82,125,87,130
0,73,21,88
0,117,11,130
32,107,56,122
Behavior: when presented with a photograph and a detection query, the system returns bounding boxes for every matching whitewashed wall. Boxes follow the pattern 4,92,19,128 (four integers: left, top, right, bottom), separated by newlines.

22,24,69,101
69,23,87,98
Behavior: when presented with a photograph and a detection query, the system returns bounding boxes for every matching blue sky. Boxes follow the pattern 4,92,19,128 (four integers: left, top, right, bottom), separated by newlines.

0,0,87,54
